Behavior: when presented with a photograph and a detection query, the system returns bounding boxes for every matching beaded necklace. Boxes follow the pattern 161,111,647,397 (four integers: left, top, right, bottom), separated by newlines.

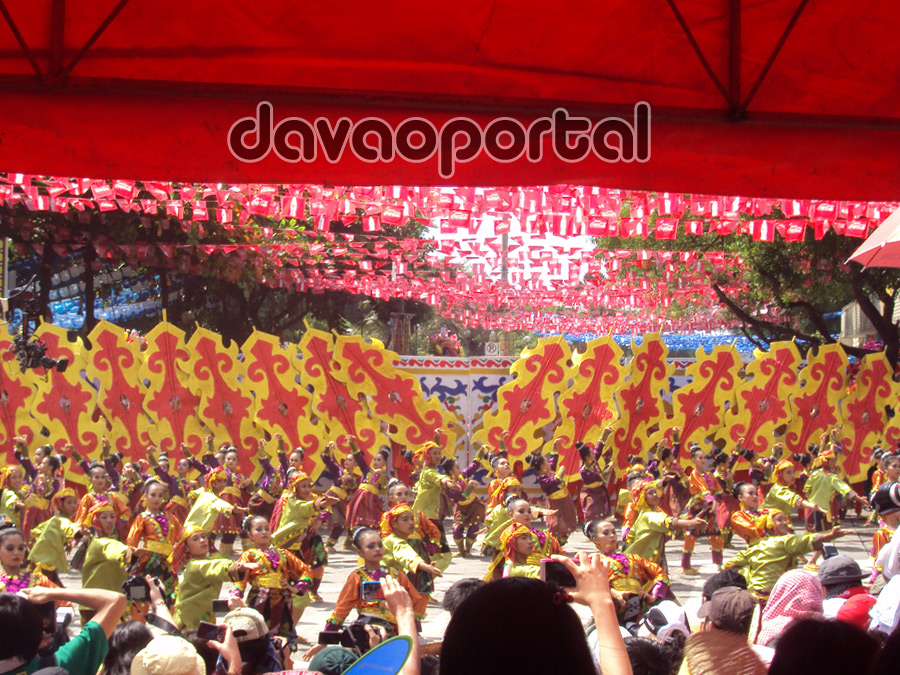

601,553,631,577
360,566,388,582
144,510,170,539
259,547,282,570
0,570,30,594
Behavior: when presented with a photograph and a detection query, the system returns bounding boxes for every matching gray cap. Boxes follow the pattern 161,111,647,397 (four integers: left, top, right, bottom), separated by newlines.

818,555,864,586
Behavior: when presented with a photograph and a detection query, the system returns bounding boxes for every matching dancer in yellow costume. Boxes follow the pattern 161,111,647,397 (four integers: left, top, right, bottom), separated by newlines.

171,525,255,630
724,509,851,601
380,503,443,599
624,480,704,569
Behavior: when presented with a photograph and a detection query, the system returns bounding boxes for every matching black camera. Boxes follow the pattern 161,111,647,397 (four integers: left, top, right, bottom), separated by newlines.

318,622,372,654
12,333,68,373
122,575,150,602
6,286,67,374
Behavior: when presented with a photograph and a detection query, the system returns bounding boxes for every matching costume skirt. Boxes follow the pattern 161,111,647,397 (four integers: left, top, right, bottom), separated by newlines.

347,489,383,529
299,531,328,570
452,499,486,539
247,587,295,641
546,494,579,540
580,485,611,521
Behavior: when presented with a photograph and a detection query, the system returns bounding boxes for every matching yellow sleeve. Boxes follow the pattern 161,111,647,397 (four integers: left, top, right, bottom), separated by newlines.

384,535,424,573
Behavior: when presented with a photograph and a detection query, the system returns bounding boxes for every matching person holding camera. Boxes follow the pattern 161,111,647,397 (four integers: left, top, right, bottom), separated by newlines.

0,585,126,675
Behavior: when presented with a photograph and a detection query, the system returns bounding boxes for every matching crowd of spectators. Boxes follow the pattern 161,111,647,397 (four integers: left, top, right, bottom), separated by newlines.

3,552,900,675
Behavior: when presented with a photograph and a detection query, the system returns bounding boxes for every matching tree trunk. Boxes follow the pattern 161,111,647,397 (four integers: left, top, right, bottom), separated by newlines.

39,237,54,323
83,242,96,331
160,269,169,315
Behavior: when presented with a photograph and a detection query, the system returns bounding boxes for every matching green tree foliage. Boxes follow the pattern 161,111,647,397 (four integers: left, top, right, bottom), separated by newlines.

0,197,435,347
596,207,900,365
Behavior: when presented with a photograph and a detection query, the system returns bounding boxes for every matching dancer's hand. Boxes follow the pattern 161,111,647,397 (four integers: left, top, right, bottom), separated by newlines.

419,563,443,578
822,525,853,542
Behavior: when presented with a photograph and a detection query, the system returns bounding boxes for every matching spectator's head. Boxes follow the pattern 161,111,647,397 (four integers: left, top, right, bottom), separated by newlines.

624,636,672,675
420,655,440,675
0,592,44,665
440,577,597,675
637,600,691,643
182,631,219,675
104,622,154,675
817,555,865,598
442,578,486,615
698,587,756,637
131,635,205,675
768,618,878,675
308,646,357,675
701,568,748,602
870,620,900,675
222,608,281,675
757,569,823,647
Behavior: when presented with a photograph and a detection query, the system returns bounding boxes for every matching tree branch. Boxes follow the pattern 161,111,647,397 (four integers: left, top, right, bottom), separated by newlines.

711,283,821,346
783,299,835,342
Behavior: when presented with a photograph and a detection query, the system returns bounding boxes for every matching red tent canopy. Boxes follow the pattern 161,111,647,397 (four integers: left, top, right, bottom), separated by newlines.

1,1,900,199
